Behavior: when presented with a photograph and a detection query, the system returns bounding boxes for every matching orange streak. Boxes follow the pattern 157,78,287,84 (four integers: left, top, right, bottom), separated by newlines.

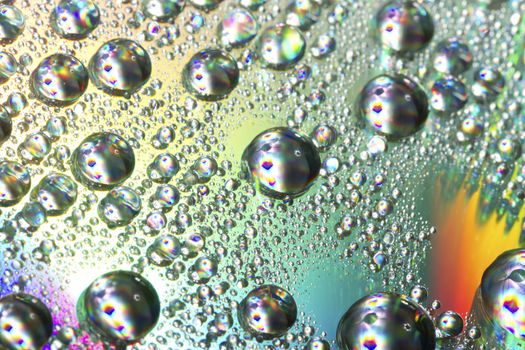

431,188,522,314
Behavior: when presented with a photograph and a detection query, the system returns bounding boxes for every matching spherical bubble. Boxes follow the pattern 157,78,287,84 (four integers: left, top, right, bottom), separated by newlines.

45,116,67,141
358,74,429,139
285,0,321,30
238,285,297,339
98,186,141,227
376,199,393,216
375,0,434,54
147,153,179,183
459,116,483,140
5,92,26,116
183,49,239,101
239,0,265,9
312,34,336,59
409,285,428,303
146,211,167,231
154,184,179,210
31,54,89,106
78,270,160,344
472,67,505,103
436,311,464,338
495,137,520,162
337,292,436,350
242,127,321,199
147,234,181,266
0,294,53,350
367,135,387,156
142,0,185,22
257,24,306,70
0,105,11,144
0,161,30,207
51,0,100,40
18,133,52,164
479,249,525,343
433,37,472,75
188,0,222,10
430,76,468,113
468,326,481,340
0,51,17,84
72,132,135,190
30,173,78,216
189,256,218,284
192,156,218,183
0,5,24,44
20,201,47,228
89,39,152,96
311,124,337,151
185,233,205,254
218,9,258,47
306,337,331,350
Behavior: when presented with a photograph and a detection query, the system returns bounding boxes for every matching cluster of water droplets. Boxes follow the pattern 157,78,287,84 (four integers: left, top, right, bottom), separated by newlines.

0,0,521,349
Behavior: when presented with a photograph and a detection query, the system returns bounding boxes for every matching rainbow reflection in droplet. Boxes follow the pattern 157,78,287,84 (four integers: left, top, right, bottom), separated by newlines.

78,270,160,344
72,132,135,190
242,127,321,199
31,54,89,106
238,285,297,339
89,39,152,96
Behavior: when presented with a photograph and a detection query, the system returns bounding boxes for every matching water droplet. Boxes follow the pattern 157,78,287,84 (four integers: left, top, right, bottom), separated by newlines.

0,5,24,44
0,294,53,350
472,67,505,103
478,249,525,342
183,49,239,100
31,54,89,106
30,173,78,216
257,24,306,70
0,51,17,84
147,234,181,266
337,293,436,350
311,124,337,151
375,0,434,53
436,311,464,338
358,74,429,138
98,186,141,227
238,285,297,339
430,76,468,113
89,39,152,96
147,153,179,183
242,127,321,199
78,270,160,344
285,0,321,30
433,37,473,76
0,161,30,207
0,106,11,144
142,0,185,22
51,0,100,40
218,9,258,47
188,0,222,10
72,132,135,190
